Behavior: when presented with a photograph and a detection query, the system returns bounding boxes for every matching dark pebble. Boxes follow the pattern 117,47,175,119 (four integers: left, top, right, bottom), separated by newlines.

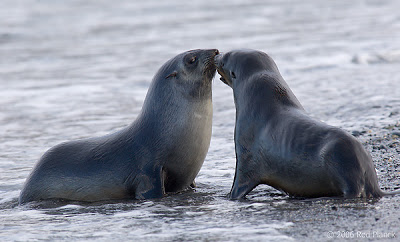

352,130,366,137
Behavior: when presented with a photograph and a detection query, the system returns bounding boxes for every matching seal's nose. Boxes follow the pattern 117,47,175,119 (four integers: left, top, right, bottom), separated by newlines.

214,53,222,66
209,49,219,56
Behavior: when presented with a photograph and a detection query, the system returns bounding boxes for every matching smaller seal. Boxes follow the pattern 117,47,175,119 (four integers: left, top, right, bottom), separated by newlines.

215,49,400,199
19,49,219,204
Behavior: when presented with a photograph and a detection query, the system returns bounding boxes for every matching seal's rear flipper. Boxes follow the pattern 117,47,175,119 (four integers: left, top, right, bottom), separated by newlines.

381,189,400,197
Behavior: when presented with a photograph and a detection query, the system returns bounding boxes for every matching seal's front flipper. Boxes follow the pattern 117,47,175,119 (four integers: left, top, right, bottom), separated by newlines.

229,179,258,200
134,168,166,199
190,181,196,188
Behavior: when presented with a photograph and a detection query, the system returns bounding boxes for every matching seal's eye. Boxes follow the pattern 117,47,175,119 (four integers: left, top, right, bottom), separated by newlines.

188,56,197,64
231,71,236,79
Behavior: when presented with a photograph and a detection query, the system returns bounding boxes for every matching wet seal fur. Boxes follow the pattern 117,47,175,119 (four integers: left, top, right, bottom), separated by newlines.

19,49,219,204
215,49,400,199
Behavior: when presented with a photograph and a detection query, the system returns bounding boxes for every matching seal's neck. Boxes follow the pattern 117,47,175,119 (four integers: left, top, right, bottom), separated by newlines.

132,79,213,141
233,72,304,121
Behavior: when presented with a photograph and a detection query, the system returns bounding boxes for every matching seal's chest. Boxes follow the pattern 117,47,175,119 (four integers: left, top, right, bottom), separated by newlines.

193,112,205,120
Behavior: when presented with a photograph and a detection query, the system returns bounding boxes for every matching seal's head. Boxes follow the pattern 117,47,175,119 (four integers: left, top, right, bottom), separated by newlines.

215,49,279,88
142,49,219,119
149,49,219,100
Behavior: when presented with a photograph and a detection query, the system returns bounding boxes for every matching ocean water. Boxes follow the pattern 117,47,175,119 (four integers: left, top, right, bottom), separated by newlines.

1,0,399,241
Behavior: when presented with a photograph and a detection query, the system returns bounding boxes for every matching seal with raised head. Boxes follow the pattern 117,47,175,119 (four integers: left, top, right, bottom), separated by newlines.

215,49,399,199
19,49,219,204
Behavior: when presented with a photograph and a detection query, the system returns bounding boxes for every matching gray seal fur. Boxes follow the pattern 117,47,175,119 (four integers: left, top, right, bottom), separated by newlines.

19,49,219,204
215,49,399,199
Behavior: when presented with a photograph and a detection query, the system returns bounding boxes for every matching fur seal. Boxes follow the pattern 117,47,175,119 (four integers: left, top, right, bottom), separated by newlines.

215,49,399,199
19,49,219,204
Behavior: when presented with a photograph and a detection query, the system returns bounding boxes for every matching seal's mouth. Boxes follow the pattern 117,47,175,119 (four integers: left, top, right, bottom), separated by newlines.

219,73,229,86
215,54,232,87
203,49,219,80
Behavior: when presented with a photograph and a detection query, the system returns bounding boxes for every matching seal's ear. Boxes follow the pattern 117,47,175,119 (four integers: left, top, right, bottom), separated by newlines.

165,71,178,79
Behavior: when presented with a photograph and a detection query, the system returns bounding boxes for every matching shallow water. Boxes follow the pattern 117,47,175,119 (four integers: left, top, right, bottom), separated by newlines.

1,0,400,241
